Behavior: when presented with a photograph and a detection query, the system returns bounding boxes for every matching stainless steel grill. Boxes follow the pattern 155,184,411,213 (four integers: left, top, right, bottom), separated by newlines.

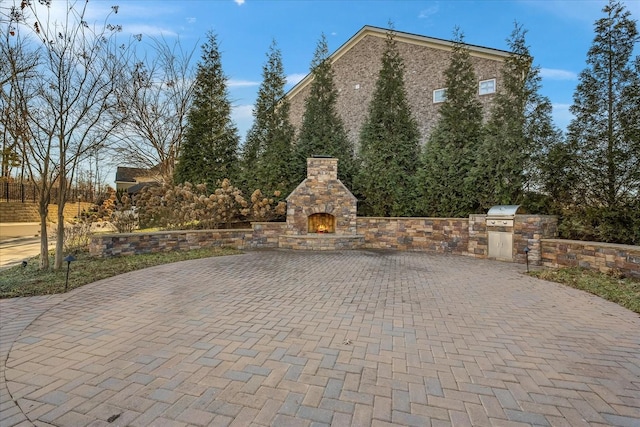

486,205,522,227
486,205,523,261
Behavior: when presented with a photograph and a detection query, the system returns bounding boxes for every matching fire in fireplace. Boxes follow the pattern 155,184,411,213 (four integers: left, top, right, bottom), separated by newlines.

308,213,335,233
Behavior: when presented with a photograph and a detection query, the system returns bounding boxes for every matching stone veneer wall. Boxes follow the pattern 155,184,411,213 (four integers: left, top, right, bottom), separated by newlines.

541,239,640,279
513,216,558,265
89,229,253,257
357,217,471,255
88,215,640,279
248,222,287,249
288,32,505,147
89,215,557,262
468,215,488,258
278,235,365,251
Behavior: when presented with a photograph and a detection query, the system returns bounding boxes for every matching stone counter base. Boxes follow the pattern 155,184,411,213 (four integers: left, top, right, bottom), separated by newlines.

278,234,365,250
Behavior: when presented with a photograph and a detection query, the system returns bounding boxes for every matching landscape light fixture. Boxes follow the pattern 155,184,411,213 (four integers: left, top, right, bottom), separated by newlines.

63,255,76,292
524,246,530,273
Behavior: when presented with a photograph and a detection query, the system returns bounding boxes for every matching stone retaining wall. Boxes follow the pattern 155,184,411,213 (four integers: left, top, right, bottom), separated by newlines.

514,216,558,265
87,216,640,279
248,222,287,248
542,239,640,279
89,229,252,257
278,234,364,251
89,216,550,260
356,217,471,255
468,215,488,258
0,201,93,223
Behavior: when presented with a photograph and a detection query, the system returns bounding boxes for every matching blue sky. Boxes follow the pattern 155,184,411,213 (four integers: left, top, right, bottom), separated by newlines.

43,0,640,139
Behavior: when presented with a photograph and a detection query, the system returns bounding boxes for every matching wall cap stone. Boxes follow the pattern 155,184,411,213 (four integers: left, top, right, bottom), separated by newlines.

542,238,639,251
358,216,468,220
94,228,253,238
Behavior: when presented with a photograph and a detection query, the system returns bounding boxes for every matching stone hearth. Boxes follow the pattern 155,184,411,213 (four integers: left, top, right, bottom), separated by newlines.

279,157,363,250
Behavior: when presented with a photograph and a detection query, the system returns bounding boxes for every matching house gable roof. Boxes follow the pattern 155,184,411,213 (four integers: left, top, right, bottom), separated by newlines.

286,25,512,101
126,181,160,194
115,166,153,183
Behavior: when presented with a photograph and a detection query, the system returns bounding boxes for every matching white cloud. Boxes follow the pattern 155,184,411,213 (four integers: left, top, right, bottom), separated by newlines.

186,17,196,24
228,79,260,87
232,104,254,140
418,5,439,19
286,73,307,86
233,104,253,119
540,68,578,81
234,0,246,5
124,24,178,37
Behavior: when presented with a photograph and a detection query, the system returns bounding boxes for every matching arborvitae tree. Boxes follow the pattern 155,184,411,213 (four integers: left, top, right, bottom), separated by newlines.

415,28,484,217
295,34,355,187
564,0,639,244
240,40,295,196
567,0,639,209
538,133,574,214
354,27,421,217
472,23,558,210
175,31,239,189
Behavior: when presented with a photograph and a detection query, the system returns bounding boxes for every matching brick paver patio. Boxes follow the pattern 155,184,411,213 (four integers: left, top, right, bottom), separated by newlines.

1,250,639,426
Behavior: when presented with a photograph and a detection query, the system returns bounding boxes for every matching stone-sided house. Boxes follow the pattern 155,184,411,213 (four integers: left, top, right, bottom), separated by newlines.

287,25,511,146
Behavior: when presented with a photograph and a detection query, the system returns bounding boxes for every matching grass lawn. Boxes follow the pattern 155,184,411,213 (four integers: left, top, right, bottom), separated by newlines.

529,268,640,314
0,247,240,298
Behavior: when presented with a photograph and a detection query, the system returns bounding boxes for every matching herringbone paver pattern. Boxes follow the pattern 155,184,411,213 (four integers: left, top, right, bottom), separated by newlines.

1,250,639,426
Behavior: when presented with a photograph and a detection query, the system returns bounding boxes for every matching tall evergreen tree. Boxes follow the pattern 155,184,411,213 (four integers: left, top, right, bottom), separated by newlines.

472,23,558,210
567,0,639,209
175,31,239,189
240,40,295,196
354,27,420,217
416,28,484,217
295,34,355,187
562,0,639,244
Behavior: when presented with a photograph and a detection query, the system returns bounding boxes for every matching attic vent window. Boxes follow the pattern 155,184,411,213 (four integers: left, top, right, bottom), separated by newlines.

433,88,446,103
479,79,496,95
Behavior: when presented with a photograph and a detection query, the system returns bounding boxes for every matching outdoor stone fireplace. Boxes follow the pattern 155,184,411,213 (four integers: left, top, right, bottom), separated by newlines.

278,156,364,250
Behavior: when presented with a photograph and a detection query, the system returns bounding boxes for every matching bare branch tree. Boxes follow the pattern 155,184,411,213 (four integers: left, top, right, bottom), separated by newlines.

111,37,196,183
2,0,130,269
0,1,39,181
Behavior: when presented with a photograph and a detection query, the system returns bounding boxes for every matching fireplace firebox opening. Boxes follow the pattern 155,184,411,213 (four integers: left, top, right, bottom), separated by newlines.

308,213,335,234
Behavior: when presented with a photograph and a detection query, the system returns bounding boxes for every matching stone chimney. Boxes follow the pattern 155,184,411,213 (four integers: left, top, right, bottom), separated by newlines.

307,156,338,180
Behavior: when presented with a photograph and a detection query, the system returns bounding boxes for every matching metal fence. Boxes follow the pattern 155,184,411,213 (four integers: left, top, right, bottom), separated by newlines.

0,182,99,203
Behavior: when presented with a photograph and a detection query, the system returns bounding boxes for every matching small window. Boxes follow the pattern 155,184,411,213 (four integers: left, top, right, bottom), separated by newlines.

479,79,496,95
433,88,447,103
